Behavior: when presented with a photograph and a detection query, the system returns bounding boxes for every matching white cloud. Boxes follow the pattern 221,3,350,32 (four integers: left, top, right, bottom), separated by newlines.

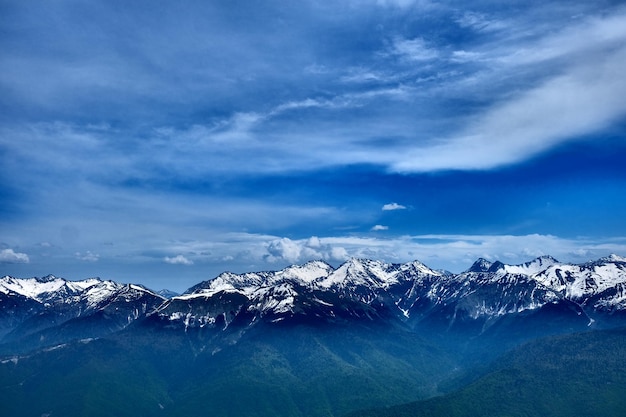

164,255,194,265
375,0,436,10
455,11,507,33
265,236,350,264
330,246,349,260
387,37,439,62
256,233,626,272
75,251,100,262
496,11,626,67
266,238,303,264
382,202,406,211
0,248,30,264
371,225,389,231
393,43,626,172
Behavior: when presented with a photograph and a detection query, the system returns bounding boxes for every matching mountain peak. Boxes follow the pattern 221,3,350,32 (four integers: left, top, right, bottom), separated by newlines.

37,274,61,283
487,261,506,272
598,254,626,263
467,258,493,272
503,256,560,275
537,255,559,263
157,289,179,299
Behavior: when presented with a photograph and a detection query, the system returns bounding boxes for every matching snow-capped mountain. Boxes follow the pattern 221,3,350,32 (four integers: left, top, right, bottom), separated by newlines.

153,255,626,337
3,257,626,417
157,289,179,299
155,259,444,330
0,274,165,348
2,255,626,353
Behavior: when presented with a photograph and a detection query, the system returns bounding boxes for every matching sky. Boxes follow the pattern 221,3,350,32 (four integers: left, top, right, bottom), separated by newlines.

2,0,626,292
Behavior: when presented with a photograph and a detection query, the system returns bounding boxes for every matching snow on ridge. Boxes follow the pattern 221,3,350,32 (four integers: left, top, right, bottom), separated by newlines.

317,258,386,289
401,259,443,277
277,260,335,284
0,276,69,300
0,275,161,307
531,259,626,301
9,255,626,314
504,256,560,275
597,254,626,263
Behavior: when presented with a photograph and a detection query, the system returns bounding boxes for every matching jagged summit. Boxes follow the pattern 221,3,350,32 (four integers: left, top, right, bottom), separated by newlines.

503,255,560,275
467,258,493,272
37,274,60,283
466,256,560,275
596,254,626,263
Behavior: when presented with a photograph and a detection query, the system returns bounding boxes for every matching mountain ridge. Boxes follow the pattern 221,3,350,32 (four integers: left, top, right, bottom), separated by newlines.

2,254,626,354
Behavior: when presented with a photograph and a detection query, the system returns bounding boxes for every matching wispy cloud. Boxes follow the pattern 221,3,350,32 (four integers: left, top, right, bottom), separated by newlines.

164,255,194,266
455,11,508,33
385,37,439,62
75,251,100,262
6,9,624,182
393,45,626,172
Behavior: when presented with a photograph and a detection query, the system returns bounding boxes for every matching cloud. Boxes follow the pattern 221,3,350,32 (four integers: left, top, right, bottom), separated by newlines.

3,3,626,183
254,233,626,273
164,255,194,265
393,43,626,172
455,11,507,33
371,225,389,231
382,203,406,211
7,9,624,184
386,37,439,62
75,251,100,262
0,248,30,264
375,0,435,10
265,237,350,264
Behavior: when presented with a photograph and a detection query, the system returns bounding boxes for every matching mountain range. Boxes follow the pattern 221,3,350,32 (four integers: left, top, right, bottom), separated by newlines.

3,254,625,353
2,255,626,416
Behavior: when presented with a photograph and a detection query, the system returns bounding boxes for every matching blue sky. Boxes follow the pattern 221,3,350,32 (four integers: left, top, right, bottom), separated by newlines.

2,0,626,292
